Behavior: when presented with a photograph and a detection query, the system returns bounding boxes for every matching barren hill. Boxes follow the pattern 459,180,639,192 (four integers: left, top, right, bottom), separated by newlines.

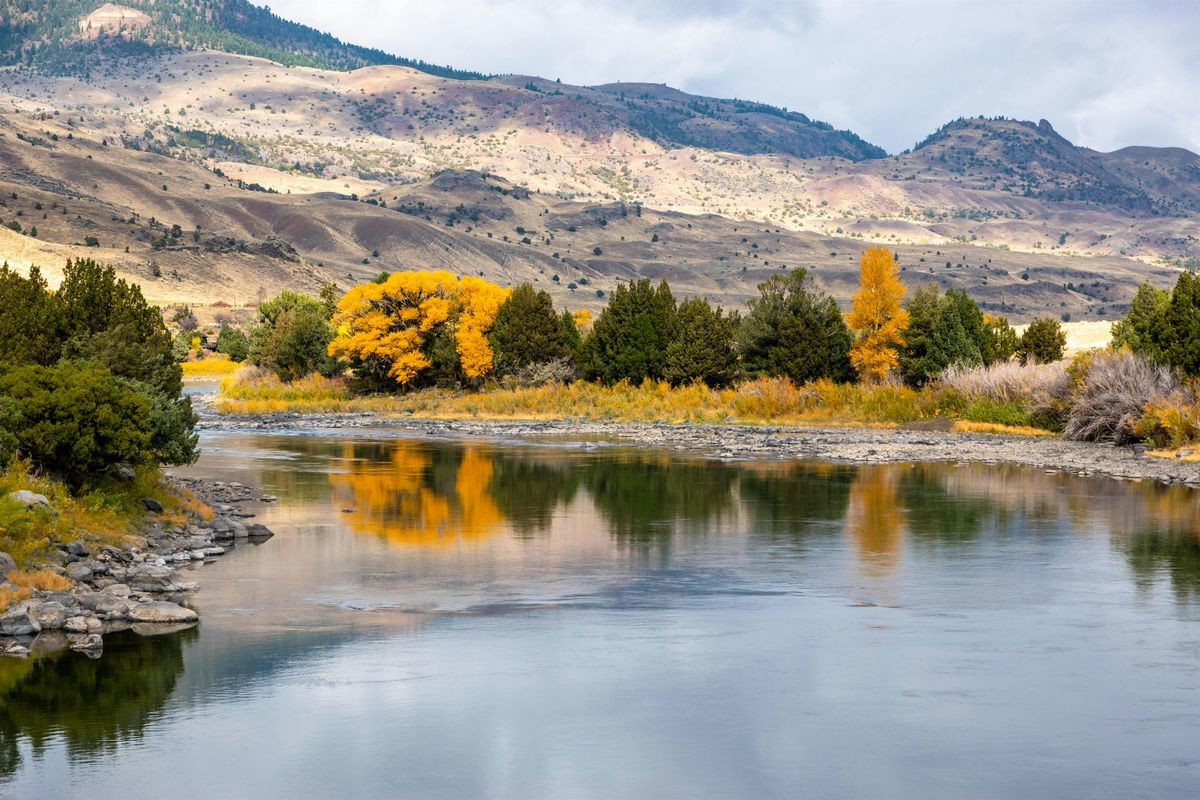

0,1,1195,321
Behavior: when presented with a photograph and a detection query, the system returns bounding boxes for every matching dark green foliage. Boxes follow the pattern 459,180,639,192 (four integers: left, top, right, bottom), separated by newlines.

420,326,462,388
737,268,853,383
663,298,739,387
1157,271,1200,377
56,259,181,398
583,280,677,384
1111,281,1169,358
982,316,1020,363
899,285,989,385
0,265,63,366
560,310,583,364
248,291,336,381
1020,318,1067,364
215,324,249,362
0,363,195,487
489,284,568,373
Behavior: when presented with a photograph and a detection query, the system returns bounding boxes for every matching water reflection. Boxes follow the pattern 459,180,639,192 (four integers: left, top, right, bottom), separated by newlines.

235,436,1200,606
0,630,193,777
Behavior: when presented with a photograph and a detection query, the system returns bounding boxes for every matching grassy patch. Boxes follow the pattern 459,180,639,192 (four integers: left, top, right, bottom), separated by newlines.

181,355,240,378
952,421,1056,437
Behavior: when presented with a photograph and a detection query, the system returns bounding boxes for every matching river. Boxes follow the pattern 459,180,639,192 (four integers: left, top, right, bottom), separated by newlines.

2,429,1198,799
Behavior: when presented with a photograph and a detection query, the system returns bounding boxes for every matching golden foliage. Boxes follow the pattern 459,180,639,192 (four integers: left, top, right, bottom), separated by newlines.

328,271,510,386
573,308,593,331
844,466,905,579
330,443,504,546
7,568,72,592
847,247,909,383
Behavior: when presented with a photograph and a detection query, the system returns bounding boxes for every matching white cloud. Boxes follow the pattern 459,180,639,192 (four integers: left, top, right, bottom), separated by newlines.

267,0,1200,154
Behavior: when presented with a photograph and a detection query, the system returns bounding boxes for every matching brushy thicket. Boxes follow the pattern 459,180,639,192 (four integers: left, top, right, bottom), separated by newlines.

1063,350,1181,444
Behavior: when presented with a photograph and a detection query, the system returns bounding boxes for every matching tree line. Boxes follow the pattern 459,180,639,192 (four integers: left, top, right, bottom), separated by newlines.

235,248,1090,391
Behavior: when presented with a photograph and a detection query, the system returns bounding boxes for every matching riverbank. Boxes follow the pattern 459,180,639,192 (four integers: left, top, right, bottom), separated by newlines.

0,477,275,659
198,409,1200,487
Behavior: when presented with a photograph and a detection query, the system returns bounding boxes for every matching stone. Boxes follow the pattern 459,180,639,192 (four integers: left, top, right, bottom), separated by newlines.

142,497,165,513
190,550,208,561
66,563,95,582
70,633,104,653
0,551,14,579
202,546,226,556
102,583,132,597
128,601,198,624
65,541,90,557
94,597,132,619
112,464,136,481
3,645,29,658
31,601,67,630
246,523,273,540
126,564,190,592
0,601,41,636
8,490,49,509
63,616,90,633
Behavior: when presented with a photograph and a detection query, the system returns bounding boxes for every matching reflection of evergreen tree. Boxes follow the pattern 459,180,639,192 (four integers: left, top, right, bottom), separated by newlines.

1119,528,1200,605
585,456,738,550
486,453,579,537
0,628,193,776
738,464,855,545
898,466,1001,544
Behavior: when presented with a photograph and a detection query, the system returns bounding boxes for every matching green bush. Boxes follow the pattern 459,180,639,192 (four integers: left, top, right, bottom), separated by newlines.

215,324,250,362
0,364,195,488
489,283,569,373
583,279,676,384
664,297,739,387
249,291,337,381
1020,318,1066,364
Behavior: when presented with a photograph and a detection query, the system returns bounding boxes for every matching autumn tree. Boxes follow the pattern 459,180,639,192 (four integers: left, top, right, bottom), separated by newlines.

328,270,508,389
846,247,909,382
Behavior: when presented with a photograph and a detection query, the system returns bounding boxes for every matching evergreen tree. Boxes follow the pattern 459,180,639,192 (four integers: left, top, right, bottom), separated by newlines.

1157,271,1200,376
249,290,336,380
982,315,1020,364
489,283,568,373
1112,281,1169,359
0,264,63,366
560,309,583,364
898,285,986,385
1020,318,1067,364
215,324,250,362
663,298,739,387
737,268,853,383
584,279,677,383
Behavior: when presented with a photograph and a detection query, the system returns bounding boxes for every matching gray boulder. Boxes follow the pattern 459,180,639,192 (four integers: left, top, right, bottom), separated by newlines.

128,601,198,624
0,601,42,636
31,601,67,631
126,564,191,593
142,497,165,513
8,490,50,509
0,551,14,579
65,541,89,557
70,633,104,653
66,562,94,582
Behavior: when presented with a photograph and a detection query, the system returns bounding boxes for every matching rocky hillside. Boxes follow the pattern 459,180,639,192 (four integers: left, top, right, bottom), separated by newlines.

0,2,1195,322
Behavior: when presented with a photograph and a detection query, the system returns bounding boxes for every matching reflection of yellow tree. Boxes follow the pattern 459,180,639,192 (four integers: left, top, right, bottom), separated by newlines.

844,466,906,579
330,443,504,546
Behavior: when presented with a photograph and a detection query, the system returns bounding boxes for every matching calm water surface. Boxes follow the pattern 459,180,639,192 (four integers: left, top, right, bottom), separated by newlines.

2,430,1198,799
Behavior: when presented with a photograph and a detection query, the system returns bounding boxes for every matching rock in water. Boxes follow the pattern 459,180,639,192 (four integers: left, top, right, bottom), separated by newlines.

0,601,42,636
128,601,199,624
31,601,67,630
8,490,49,509
125,564,190,592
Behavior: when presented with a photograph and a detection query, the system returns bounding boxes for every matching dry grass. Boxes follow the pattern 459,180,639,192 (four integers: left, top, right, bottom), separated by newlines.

1146,448,1200,462
7,568,71,592
182,355,240,378
952,421,1056,437
0,584,29,613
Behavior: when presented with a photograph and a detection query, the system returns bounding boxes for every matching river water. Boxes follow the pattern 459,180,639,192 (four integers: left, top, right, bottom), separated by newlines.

2,430,1198,799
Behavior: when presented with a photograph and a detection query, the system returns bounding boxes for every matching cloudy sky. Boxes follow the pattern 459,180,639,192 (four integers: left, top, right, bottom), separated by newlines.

270,0,1199,155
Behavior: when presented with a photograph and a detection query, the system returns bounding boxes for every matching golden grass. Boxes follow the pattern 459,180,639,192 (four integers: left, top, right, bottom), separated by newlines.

952,421,1056,437
182,355,240,378
1146,448,1200,463
0,584,30,613
7,568,71,592
216,371,999,428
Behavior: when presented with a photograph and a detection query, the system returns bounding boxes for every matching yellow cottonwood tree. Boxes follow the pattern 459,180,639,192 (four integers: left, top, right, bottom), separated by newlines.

846,247,909,382
328,270,509,387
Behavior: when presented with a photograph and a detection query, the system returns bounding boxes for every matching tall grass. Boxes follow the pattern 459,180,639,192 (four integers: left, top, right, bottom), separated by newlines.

181,355,240,378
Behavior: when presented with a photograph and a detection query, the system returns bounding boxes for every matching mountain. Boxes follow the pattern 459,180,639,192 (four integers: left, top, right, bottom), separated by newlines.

0,1,1196,322
0,0,484,77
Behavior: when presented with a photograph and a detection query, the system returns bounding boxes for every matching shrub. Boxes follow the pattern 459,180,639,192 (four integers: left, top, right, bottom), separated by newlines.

489,283,568,373
250,291,337,381
0,363,186,487
1062,350,1179,444
939,359,1070,429
1134,393,1200,448
663,297,739,387
215,323,250,362
1020,318,1066,364
583,279,676,384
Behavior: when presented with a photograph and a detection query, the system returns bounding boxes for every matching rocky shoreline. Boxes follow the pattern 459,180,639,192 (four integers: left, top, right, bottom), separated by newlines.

0,478,275,659
200,410,1200,487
